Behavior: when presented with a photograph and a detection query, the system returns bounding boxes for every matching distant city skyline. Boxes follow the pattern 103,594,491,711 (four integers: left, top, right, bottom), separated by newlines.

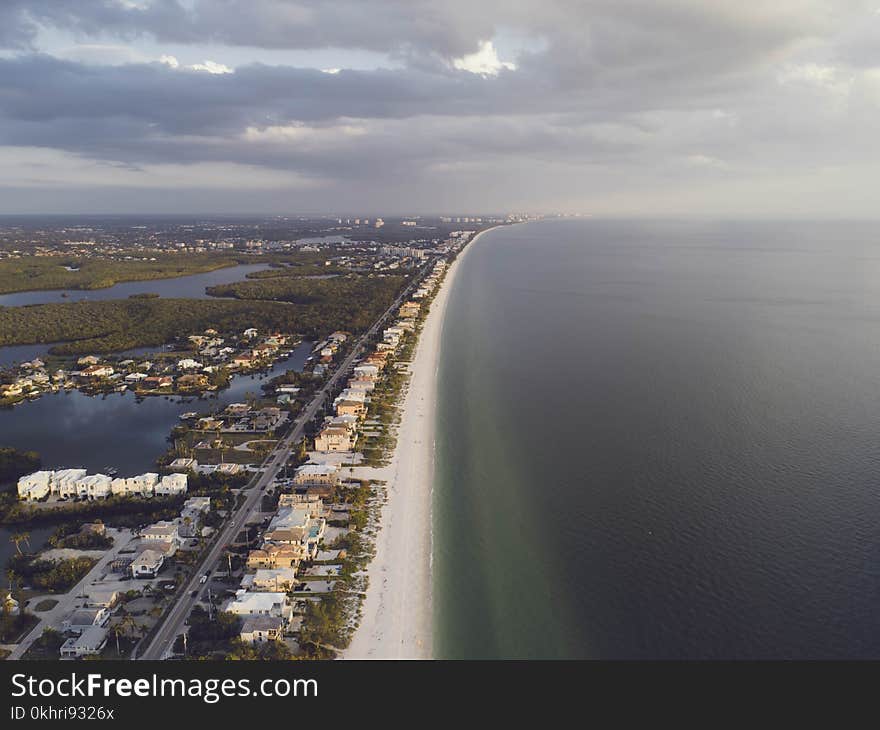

1,2,879,217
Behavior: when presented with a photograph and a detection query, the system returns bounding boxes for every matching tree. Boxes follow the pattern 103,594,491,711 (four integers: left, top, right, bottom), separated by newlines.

9,531,29,555
112,614,137,656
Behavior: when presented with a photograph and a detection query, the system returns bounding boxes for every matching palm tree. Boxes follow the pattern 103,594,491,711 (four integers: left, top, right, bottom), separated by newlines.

9,532,30,555
113,614,137,655
112,622,125,655
5,569,19,603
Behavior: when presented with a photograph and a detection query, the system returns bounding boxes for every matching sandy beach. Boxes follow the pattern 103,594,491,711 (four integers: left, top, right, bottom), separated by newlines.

344,229,488,659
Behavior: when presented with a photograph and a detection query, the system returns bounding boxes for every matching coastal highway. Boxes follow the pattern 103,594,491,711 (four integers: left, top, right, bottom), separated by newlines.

137,263,430,660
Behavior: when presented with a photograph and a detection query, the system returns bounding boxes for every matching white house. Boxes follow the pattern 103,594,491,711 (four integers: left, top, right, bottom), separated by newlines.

110,472,158,497
180,496,210,537
74,473,112,500
353,364,379,380
140,521,178,544
177,358,202,370
155,473,187,496
131,549,165,578
62,607,110,634
17,471,53,500
54,469,89,499
84,589,120,609
168,457,198,473
250,568,298,592
60,627,108,658
226,592,293,621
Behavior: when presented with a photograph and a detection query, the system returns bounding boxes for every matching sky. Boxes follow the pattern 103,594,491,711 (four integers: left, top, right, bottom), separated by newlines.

0,0,879,216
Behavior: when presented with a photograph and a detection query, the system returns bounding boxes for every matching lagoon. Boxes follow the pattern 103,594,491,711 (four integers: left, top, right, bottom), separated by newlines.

0,262,270,308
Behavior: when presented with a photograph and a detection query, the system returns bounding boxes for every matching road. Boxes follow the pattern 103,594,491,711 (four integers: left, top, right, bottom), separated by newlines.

8,528,134,660
137,263,430,660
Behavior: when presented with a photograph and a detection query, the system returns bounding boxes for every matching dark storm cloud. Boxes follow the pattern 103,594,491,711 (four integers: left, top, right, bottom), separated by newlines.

0,0,877,214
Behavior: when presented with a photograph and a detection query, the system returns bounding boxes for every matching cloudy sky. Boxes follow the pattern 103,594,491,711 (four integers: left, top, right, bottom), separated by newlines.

0,0,879,216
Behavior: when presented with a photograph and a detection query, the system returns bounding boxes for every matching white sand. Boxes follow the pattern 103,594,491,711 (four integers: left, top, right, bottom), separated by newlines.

344,229,489,659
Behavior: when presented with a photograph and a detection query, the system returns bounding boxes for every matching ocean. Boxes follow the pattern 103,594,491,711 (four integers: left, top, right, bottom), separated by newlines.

434,218,880,659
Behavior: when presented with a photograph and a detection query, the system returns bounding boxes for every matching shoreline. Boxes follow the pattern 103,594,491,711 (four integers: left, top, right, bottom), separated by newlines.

344,226,495,659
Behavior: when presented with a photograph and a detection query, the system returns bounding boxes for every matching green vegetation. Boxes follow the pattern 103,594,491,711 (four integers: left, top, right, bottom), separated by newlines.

0,253,246,294
7,554,97,593
206,275,407,331
0,274,406,354
0,298,298,354
0,493,186,527
0,612,38,643
226,639,295,660
299,594,355,658
21,627,64,660
183,606,240,656
0,447,41,487
47,524,113,551
33,598,58,611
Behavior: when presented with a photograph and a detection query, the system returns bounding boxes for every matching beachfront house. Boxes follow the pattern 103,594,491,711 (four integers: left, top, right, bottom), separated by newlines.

293,463,339,487
314,426,354,452
226,591,293,622
246,544,305,569
239,616,284,644
249,567,298,592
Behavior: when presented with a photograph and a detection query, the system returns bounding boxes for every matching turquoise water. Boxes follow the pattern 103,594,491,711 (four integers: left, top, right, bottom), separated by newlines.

435,219,880,659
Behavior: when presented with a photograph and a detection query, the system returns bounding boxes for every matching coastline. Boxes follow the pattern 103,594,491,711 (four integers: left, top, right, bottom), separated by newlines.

344,226,494,659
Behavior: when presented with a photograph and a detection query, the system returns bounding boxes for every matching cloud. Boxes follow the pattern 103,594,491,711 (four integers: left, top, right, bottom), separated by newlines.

0,1,879,214
452,41,516,76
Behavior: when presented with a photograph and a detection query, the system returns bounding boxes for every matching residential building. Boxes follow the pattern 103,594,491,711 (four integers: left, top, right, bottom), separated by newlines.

314,426,354,452
250,567,298,592
53,469,89,499
246,544,305,569
62,607,110,634
110,472,158,497
131,549,165,578
239,616,284,643
80,364,114,378
60,627,108,658
168,457,198,472
293,463,339,487
140,521,178,544
84,589,120,609
226,592,293,621
155,473,187,496
17,470,52,500
73,473,112,500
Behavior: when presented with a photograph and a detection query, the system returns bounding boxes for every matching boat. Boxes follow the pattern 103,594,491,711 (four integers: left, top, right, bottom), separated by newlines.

179,411,198,420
